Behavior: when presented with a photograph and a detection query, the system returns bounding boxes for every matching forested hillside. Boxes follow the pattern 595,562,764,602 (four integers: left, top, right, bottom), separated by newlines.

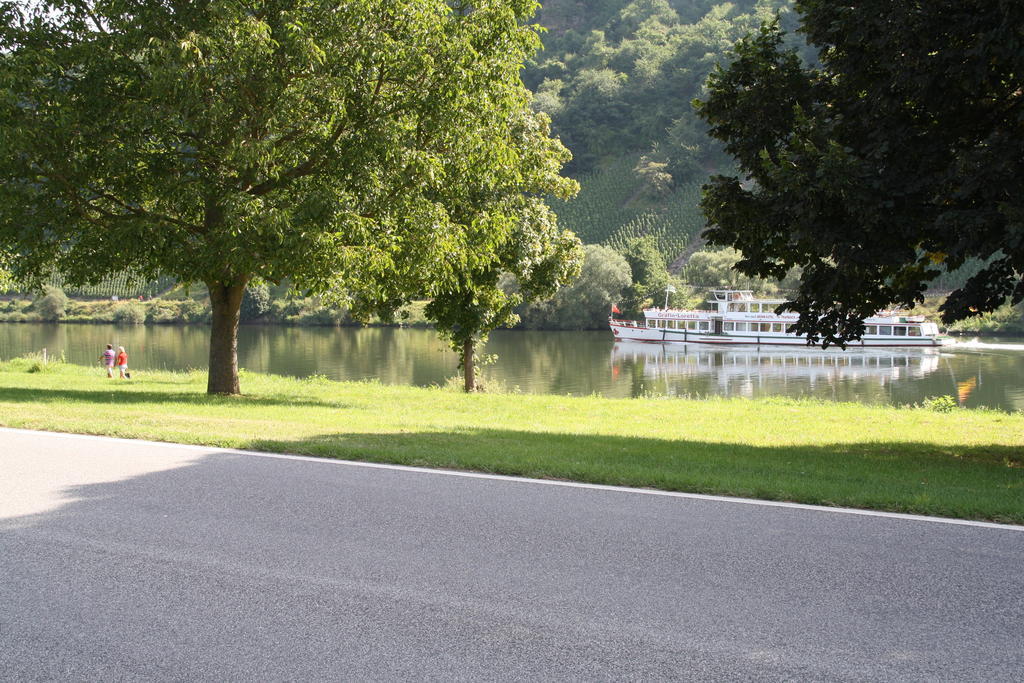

524,0,799,268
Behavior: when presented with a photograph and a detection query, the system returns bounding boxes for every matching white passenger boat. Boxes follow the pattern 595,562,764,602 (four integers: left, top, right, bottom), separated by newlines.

609,290,952,347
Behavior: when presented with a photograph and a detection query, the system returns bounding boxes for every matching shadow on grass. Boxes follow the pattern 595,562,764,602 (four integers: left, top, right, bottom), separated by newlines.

247,429,1024,524
0,385,353,410
1,380,1020,522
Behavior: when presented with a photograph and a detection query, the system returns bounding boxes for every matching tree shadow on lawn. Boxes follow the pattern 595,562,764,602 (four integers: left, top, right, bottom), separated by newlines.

0,385,354,410
249,429,1024,524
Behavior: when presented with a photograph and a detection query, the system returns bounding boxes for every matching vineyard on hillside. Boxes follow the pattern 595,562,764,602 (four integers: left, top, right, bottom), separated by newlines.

553,155,708,267
34,273,177,299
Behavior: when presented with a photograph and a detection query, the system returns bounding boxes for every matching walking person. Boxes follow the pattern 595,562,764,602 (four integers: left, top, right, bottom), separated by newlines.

116,346,130,379
100,344,115,378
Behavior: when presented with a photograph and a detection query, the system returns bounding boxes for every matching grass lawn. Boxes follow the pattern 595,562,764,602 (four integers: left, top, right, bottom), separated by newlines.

1,358,1022,523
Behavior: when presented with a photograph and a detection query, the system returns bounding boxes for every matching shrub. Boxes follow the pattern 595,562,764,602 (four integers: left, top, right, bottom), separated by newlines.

241,282,271,321
299,307,345,326
279,297,306,317
146,302,182,324
180,300,210,323
113,302,146,325
17,350,65,373
34,286,68,321
923,395,958,412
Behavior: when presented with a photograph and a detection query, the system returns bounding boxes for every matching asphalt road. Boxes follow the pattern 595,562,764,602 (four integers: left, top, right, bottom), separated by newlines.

1,428,1022,681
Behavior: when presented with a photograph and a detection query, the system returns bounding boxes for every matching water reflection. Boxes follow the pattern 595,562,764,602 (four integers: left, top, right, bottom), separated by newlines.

0,323,1021,410
610,341,944,403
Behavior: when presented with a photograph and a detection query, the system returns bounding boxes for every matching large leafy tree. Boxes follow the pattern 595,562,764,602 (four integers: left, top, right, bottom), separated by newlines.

0,0,555,393
696,2,1024,345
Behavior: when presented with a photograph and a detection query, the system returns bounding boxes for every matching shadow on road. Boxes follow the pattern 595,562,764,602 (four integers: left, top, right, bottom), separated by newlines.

244,428,1024,524
2,441,1022,680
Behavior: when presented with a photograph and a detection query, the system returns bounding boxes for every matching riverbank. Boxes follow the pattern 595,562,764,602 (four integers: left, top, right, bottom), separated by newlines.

0,296,433,327
1,359,1021,523
3,292,1022,334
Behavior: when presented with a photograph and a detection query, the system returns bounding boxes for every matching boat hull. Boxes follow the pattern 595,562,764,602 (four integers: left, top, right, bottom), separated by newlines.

609,320,951,347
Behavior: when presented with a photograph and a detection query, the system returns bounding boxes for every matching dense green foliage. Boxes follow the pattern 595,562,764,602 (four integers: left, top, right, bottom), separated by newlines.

0,0,569,394
684,247,799,293
519,244,631,329
698,3,1024,345
34,286,68,322
521,0,801,270
4,0,1020,339
241,282,272,322
423,111,583,391
617,236,670,318
525,0,796,175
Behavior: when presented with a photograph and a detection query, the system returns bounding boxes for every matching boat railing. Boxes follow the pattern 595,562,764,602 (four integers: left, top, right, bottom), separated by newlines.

642,307,708,316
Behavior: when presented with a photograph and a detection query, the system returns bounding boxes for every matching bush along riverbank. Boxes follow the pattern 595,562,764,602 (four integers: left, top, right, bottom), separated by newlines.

1,359,1022,524
3,292,1024,336
0,293,433,328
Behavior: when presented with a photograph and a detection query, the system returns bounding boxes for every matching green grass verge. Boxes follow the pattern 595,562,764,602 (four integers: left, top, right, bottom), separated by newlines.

1,359,1022,523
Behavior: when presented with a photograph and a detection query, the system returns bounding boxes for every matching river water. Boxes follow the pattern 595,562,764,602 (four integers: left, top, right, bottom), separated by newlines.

1,323,1022,411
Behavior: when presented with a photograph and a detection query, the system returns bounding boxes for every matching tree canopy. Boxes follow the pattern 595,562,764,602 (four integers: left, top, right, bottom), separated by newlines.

0,0,563,392
525,0,796,176
697,2,1024,345
423,110,583,391
518,244,631,330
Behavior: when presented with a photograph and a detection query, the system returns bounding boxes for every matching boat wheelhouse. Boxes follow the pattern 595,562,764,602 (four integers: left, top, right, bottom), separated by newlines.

609,290,951,347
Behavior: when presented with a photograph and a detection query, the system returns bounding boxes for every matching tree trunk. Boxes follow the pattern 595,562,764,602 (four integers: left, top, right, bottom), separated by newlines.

462,338,476,393
206,279,248,395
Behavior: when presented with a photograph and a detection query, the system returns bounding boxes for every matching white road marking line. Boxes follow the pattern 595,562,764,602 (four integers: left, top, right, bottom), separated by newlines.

2,426,1022,531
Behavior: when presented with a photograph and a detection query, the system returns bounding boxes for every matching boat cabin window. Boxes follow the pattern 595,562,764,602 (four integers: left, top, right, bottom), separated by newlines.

724,322,735,332
893,326,907,336
786,324,797,333
865,325,877,335
908,326,922,336
771,323,783,333
749,303,761,313
699,321,709,331
878,325,892,335
728,303,748,312
647,320,655,328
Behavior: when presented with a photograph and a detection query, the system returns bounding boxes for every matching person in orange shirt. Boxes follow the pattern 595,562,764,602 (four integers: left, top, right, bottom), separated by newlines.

116,346,130,379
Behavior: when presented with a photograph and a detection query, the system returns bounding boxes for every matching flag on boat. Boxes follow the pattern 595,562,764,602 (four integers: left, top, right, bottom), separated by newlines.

611,304,621,314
